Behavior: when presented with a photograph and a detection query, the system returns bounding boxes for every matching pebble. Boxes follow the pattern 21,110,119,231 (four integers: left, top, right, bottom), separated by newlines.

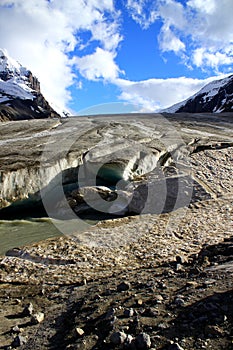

135,332,151,349
186,281,198,288
22,302,34,316
174,297,185,306
110,331,127,345
117,281,131,292
105,307,115,320
124,308,134,317
12,335,27,347
12,325,21,333
31,312,45,325
125,334,134,345
168,342,184,350
76,327,85,336
154,294,163,304
176,255,188,264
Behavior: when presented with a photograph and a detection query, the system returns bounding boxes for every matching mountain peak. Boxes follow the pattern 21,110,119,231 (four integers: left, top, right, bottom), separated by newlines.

0,49,60,121
0,48,29,80
165,74,233,113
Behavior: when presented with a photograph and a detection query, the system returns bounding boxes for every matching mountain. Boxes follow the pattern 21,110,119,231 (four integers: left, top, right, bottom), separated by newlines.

165,75,233,113
0,49,61,121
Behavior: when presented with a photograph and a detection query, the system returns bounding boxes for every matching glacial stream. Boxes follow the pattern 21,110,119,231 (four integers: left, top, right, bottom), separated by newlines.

0,218,61,255
0,217,99,256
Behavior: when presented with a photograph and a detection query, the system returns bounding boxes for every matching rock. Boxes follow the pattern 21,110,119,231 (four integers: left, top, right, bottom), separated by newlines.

135,332,151,349
168,342,184,350
110,331,127,345
117,281,131,292
205,325,225,336
125,334,134,345
143,307,159,317
154,294,163,304
176,255,188,264
124,308,134,317
22,303,33,317
174,297,185,306
105,307,115,320
186,281,199,288
12,325,21,333
11,335,27,347
76,327,85,336
176,263,185,272
31,312,45,325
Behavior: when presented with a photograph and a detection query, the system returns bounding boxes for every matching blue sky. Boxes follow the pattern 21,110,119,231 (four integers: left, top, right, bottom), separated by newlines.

0,0,232,115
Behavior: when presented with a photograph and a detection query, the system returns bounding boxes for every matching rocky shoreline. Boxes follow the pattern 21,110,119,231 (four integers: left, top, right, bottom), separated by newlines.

0,200,232,349
0,114,232,349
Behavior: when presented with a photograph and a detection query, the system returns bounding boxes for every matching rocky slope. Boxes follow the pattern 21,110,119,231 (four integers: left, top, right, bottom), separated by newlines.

0,49,60,121
166,75,233,113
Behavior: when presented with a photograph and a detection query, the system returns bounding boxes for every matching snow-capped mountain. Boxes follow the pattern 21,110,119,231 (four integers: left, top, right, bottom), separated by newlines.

165,75,233,113
0,49,61,121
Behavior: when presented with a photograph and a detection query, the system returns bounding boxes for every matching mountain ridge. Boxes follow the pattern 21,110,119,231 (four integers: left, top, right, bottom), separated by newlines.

165,74,233,113
0,49,61,121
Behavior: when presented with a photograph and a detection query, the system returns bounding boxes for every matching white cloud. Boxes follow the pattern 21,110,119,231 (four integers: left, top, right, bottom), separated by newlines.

73,48,122,81
158,24,185,53
187,0,216,15
193,48,233,69
0,0,121,112
90,21,123,51
116,75,228,112
126,0,233,71
126,0,159,29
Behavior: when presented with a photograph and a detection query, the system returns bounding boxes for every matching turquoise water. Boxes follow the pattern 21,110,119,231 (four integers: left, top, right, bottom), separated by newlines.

0,218,62,255
0,217,97,256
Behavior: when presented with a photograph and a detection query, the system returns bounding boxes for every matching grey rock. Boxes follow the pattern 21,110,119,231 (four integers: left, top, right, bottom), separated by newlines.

104,307,115,320
22,303,33,317
117,281,131,292
110,331,127,345
135,332,151,349
124,308,134,317
12,325,21,333
31,312,45,325
174,297,185,306
168,343,184,350
125,334,134,345
12,335,27,347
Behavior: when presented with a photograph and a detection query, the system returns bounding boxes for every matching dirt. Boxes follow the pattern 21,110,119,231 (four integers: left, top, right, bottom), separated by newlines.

0,235,232,350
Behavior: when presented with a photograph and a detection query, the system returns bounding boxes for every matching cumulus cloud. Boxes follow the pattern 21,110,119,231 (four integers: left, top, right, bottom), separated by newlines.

72,48,122,81
0,0,121,112
126,0,233,71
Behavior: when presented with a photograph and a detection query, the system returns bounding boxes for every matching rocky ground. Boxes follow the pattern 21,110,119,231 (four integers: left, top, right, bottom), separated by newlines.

0,114,232,349
0,213,232,350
